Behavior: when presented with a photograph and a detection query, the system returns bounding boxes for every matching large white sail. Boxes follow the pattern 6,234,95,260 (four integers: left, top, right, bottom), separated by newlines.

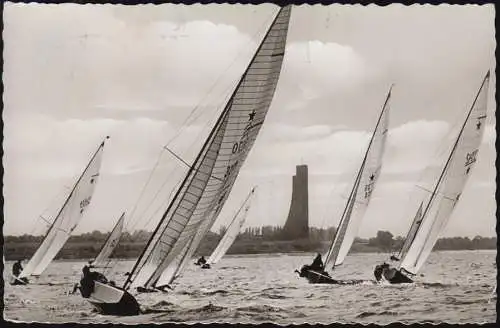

207,188,255,265
92,212,125,268
324,88,391,269
19,138,108,278
399,72,490,274
124,5,292,290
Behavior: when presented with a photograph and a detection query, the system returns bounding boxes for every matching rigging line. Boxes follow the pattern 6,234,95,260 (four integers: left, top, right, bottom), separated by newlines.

129,84,235,228
128,101,218,233
29,184,74,236
127,79,236,232
136,175,182,233
125,148,167,231
163,9,278,149
123,11,273,233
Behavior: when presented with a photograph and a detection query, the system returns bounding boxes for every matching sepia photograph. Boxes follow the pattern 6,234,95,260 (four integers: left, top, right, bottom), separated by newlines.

2,1,496,325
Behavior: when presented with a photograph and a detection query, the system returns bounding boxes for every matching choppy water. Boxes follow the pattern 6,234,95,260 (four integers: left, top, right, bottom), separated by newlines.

4,250,497,324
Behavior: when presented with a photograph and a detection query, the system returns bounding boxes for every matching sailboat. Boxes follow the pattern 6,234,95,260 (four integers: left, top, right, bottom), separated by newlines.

90,212,125,268
374,71,490,284
296,87,392,284
11,137,109,285
197,187,256,269
69,213,124,295
79,5,292,316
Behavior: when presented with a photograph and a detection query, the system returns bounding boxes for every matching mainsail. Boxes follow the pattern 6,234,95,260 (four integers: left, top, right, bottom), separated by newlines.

92,212,125,268
324,87,391,269
398,71,490,274
19,137,108,278
123,5,292,291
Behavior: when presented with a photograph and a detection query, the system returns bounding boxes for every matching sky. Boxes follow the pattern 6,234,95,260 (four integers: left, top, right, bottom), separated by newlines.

3,3,496,239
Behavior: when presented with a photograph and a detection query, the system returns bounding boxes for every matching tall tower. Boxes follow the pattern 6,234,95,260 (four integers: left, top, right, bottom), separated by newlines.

282,165,309,240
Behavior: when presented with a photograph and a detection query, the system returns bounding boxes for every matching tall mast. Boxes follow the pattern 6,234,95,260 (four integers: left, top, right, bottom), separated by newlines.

123,6,289,290
325,86,392,267
396,71,490,266
35,136,109,249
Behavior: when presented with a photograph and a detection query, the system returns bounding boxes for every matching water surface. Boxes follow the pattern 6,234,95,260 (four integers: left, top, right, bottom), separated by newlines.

4,250,496,324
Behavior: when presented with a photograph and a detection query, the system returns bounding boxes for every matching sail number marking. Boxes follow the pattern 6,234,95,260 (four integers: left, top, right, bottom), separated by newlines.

79,196,92,213
465,149,478,167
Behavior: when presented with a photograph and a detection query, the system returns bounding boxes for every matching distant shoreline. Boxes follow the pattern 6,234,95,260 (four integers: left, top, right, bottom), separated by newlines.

4,231,496,261
3,248,496,263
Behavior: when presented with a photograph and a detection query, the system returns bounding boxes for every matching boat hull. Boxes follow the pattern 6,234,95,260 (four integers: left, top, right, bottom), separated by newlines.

383,269,413,284
83,281,140,316
297,267,369,285
374,265,413,284
297,267,339,284
10,276,29,285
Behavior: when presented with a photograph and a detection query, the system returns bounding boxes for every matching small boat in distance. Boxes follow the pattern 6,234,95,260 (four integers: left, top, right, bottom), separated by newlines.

78,5,293,316
296,86,392,284
11,137,109,285
196,187,256,269
374,71,490,284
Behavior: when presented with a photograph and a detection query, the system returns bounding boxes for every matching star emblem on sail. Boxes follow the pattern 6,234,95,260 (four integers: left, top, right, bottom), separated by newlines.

120,5,293,292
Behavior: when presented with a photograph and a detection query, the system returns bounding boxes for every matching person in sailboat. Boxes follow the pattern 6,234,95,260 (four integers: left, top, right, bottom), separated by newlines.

374,262,412,284
13,259,23,277
74,264,110,297
296,253,330,279
373,263,385,282
195,256,207,266
310,253,324,271
11,259,29,284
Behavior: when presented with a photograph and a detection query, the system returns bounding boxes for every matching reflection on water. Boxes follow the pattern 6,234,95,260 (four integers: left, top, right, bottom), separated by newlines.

4,250,496,324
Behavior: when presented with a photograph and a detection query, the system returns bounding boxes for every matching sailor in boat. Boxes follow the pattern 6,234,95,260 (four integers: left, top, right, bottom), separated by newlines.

11,259,29,284
373,262,413,284
296,253,331,280
311,253,325,271
195,256,207,266
72,264,110,297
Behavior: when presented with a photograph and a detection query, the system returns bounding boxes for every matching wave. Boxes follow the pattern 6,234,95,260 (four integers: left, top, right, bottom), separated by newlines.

260,292,288,300
356,310,400,318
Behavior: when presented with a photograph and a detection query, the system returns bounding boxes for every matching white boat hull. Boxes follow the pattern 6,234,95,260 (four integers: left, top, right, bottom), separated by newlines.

83,281,140,316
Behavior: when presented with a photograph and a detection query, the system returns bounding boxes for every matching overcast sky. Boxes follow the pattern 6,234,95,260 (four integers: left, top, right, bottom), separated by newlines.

3,3,496,239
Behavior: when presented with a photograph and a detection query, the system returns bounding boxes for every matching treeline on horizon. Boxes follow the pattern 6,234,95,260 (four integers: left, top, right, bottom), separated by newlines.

4,226,496,261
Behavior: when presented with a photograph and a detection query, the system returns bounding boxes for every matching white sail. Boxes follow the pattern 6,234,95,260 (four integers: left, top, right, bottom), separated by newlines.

92,213,125,268
124,5,292,290
400,72,490,274
207,188,255,264
324,88,391,268
19,138,108,278
396,202,424,261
